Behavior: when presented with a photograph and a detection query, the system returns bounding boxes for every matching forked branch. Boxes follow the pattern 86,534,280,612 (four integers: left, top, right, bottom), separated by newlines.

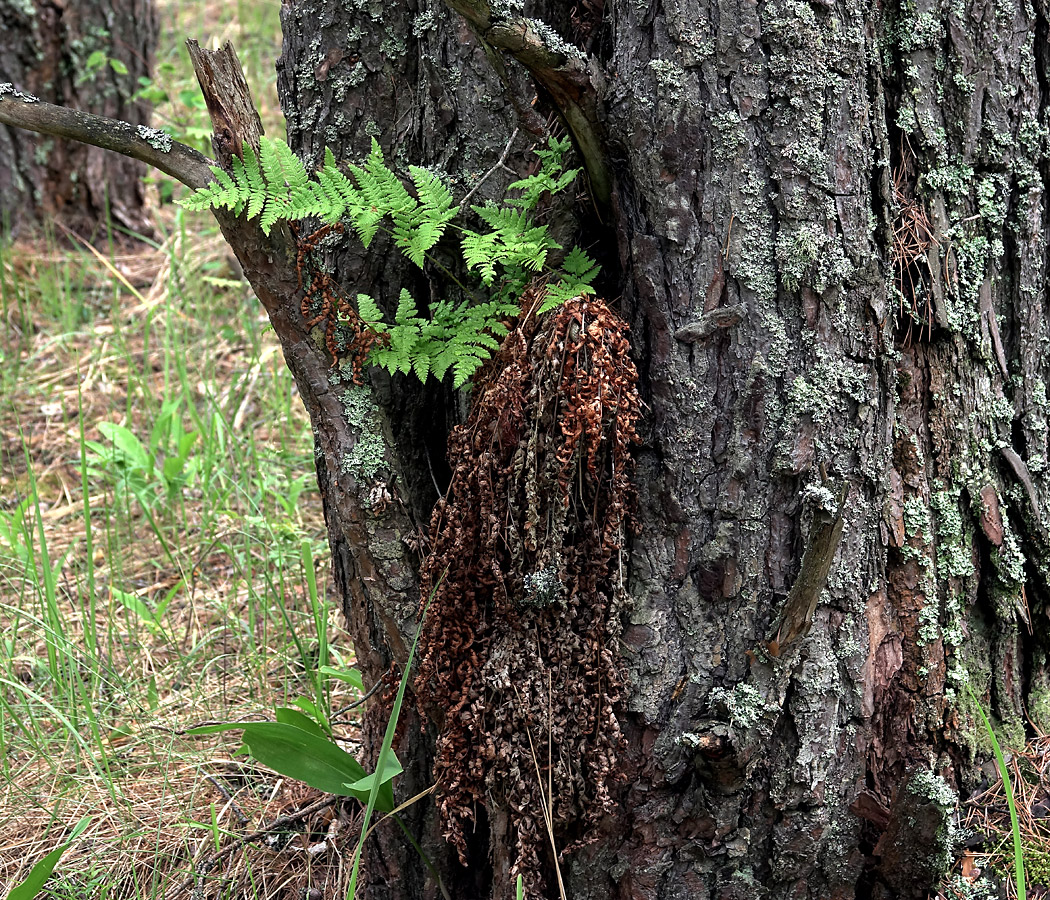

439,1,612,210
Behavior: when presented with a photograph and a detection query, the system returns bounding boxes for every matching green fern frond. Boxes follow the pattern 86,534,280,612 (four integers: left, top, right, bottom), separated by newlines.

260,137,309,195
356,293,386,330
561,245,599,282
461,204,557,286
394,288,419,323
348,139,415,249
461,231,501,284
180,132,599,388
506,136,580,211
181,164,244,211
412,353,431,382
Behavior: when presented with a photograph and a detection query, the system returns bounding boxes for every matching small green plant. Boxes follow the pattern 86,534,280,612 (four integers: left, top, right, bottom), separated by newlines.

85,399,200,509
344,585,440,900
188,585,443,900
0,498,32,569
189,706,403,808
180,136,600,386
109,581,181,642
1021,843,1050,887
76,50,129,86
969,686,1026,899
5,816,90,900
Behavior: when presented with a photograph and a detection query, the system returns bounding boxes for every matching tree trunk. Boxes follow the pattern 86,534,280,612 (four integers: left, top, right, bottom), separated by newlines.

0,0,155,236
267,1,1050,897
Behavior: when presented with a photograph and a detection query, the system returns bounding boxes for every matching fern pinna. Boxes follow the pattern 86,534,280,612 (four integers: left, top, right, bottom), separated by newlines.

181,136,599,387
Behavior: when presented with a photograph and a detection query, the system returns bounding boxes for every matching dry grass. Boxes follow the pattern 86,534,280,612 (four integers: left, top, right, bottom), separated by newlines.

0,209,373,899
941,733,1050,897
0,5,378,897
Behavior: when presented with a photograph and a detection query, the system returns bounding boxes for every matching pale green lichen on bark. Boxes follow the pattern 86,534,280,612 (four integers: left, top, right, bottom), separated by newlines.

339,385,387,480
135,125,172,152
908,767,961,875
0,82,39,102
708,683,766,730
930,486,975,579
647,58,686,105
6,0,37,18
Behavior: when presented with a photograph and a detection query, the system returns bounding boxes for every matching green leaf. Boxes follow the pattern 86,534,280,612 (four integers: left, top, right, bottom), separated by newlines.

356,293,386,329
274,706,328,739
6,816,90,900
412,353,431,382
109,59,129,75
97,422,150,469
111,587,163,636
394,289,418,323
560,245,600,283
319,665,365,691
235,723,368,795
185,721,397,809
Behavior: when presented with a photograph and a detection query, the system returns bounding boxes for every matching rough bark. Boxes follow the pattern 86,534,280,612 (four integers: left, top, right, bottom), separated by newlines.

271,1,1050,898
0,0,156,236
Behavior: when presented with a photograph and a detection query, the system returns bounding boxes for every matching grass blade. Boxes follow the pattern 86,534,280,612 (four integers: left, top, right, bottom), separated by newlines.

968,685,1026,900
346,581,439,900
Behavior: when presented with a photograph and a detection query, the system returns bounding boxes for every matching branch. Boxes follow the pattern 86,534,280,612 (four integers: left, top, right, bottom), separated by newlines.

768,480,847,654
0,83,216,189
439,3,612,211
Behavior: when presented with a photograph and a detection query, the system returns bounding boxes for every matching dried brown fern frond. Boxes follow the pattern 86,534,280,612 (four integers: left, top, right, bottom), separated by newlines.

415,289,640,896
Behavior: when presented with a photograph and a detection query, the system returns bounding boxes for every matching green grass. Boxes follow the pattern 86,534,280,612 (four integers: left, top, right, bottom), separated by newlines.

0,207,357,895
0,4,374,897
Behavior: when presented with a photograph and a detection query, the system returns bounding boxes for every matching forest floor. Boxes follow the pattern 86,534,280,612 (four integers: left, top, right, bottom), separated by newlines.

0,2,373,898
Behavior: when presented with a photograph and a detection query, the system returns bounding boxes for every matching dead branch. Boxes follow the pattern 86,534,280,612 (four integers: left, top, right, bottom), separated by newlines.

439,2,611,211
0,83,215,189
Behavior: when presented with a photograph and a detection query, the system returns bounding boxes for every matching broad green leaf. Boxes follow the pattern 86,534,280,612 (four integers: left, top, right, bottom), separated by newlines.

344,759,404,796
291,697,330,731
6,816,90,900
318,665,365,691
275,707,328,739
187,721,395,809
110,587,163,636
97,422,150,468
